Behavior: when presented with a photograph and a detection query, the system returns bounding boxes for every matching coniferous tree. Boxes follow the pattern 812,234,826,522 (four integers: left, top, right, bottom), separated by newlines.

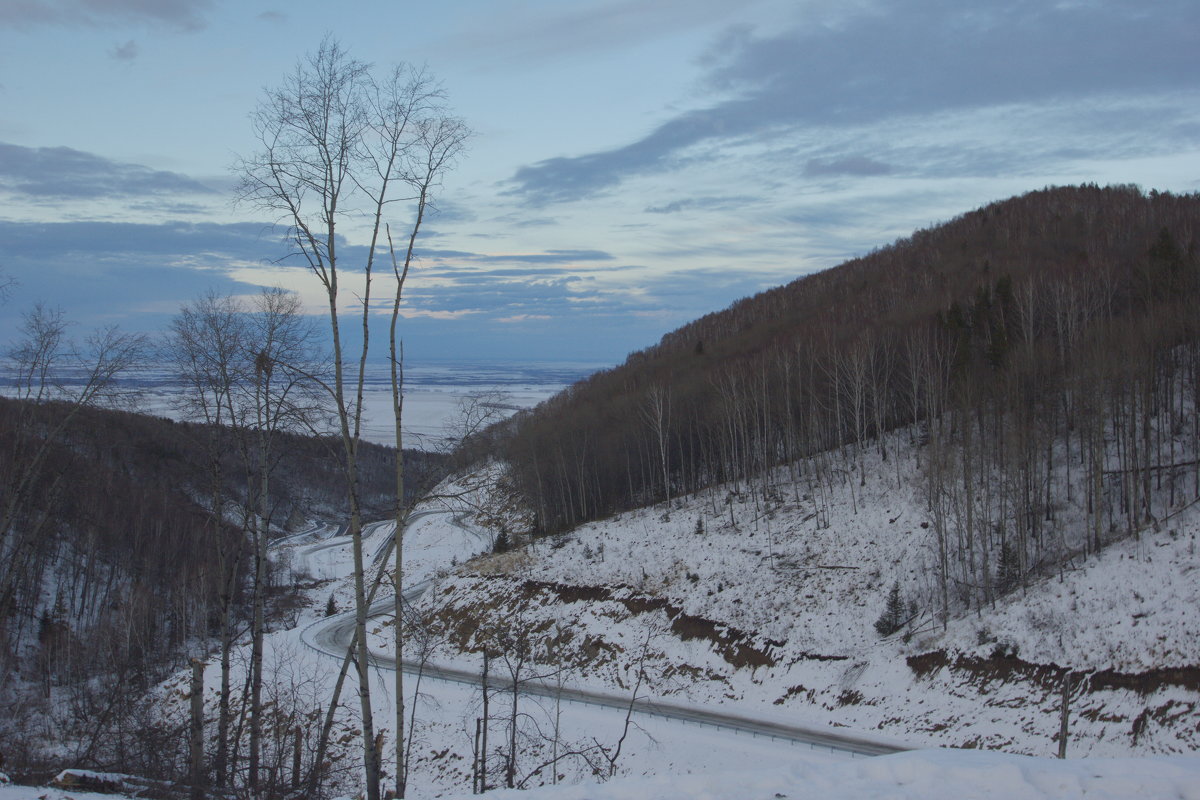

874,581,907,637
493,528,511,554
995,540,1022,595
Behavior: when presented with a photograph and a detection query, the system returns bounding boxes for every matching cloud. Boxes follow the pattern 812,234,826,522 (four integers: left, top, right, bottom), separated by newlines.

505,0,1200,204
804,156,892,178
509,216,558,228
0,215,788,364
110,39,138,61
496,314,552,323
257,10,286,24
0,143,216,200
415,248,616,265
645,195,759,214
396,308,481,320
0,219,279,261
506,112,721,204
0,219,282,338
444,0,758,66
0,0,213,31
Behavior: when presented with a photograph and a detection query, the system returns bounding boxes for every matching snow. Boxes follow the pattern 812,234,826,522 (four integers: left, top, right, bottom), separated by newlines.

85,360,593,446
0,787,122,800
396,441,1200,759
111,431,1200,797
10,752,1200,800
430,750,1200,800
16,358,1200,796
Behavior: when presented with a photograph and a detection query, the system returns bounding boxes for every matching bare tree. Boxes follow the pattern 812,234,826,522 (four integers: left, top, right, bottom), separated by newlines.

640,384,672,510
167,292,246,788
240,288,322,793
384,94,468,800
237,37,466,800
167,288,322,792
0,268,15,304
0,306,146,650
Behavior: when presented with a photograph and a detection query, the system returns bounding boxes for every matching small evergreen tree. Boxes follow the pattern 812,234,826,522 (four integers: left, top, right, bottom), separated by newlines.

874,581,907,637
996,540,1021,594
493,528,511,554
694,517,704,536
324,594,337,617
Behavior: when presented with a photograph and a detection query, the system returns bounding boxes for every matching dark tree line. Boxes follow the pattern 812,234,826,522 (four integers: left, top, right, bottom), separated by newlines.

497,185,1200,621
0,393,445,782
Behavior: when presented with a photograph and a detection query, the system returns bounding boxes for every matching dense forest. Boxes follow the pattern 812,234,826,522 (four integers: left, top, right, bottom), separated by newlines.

498,184,1200,623
0,395,444,780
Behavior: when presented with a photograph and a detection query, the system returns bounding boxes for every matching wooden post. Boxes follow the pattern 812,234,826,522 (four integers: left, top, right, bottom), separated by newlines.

190,658,206,799
1057,673,1071,759
480,653,489,793
472,717,482,794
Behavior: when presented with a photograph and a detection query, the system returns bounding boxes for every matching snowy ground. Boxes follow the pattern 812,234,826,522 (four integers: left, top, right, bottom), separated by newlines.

127,477,853,798
404,441,1200,761
10,751,1200,800
11,451,1200,798
435,750,1200,800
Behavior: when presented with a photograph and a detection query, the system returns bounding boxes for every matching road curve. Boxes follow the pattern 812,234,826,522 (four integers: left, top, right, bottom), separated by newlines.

300,512,907,759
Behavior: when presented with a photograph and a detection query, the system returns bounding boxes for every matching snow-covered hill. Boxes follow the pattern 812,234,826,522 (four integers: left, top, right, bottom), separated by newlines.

413,439,1200,760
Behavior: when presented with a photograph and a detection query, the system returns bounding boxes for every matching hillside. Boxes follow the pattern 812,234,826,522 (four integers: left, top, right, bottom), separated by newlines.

0,396,445,780
9,473,1200,797
416,439,1200,762
496,184,1200,629
501,184,1200,532
393,183,1200,777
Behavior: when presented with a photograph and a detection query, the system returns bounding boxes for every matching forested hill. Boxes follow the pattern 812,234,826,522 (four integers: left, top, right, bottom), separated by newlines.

0,398,444,714
498,184,1200,558
652,184,1196,364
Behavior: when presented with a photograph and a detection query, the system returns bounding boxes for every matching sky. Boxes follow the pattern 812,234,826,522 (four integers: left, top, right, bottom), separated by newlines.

1,0,1198,364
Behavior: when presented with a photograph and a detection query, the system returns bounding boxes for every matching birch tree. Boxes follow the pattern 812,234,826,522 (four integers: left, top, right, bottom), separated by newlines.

384,97,468,800
237,37,466,800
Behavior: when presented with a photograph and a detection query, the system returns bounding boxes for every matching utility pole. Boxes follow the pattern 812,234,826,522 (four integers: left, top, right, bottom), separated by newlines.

1057,673,1071,759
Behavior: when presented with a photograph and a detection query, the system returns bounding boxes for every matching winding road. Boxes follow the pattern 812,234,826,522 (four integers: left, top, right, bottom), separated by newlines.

298,509,907,759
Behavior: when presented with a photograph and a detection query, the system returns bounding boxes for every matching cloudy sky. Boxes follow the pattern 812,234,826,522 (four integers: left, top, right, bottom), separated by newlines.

1,0,1197,364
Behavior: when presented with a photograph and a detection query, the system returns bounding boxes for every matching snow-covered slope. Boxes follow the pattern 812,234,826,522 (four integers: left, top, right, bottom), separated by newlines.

78,445,1195,799
413,441,1200,759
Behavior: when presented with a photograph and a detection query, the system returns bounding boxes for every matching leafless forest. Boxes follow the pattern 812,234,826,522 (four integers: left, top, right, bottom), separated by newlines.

500,185,1200,623
0,393,444,782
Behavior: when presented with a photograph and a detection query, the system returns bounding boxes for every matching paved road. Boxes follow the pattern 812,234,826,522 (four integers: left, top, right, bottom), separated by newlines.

301,511,907,759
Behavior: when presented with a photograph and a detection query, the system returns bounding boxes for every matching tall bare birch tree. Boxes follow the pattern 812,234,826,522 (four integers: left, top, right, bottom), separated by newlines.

237,37,465,800
384,107,468,799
